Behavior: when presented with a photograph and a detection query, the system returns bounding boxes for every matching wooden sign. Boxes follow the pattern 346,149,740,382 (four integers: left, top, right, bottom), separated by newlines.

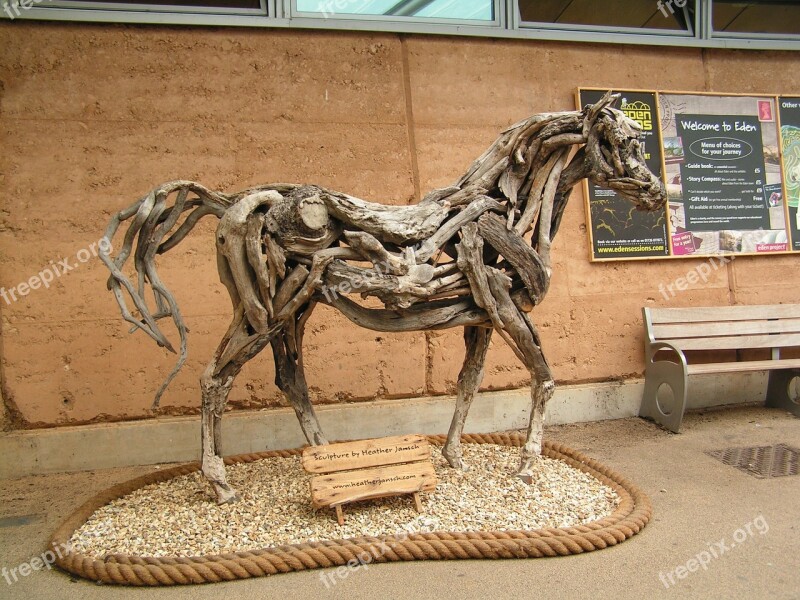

301,434,437,525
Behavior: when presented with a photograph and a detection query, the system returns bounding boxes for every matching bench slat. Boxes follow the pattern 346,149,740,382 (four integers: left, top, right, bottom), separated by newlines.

662,333,800,351
687,358,800,374
652,318,800,339
647,304,800,324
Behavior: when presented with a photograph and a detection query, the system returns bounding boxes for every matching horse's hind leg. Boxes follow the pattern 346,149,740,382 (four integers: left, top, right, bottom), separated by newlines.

442,326,492,470
200,362,238,504
201,307,273,504
271,302,328,446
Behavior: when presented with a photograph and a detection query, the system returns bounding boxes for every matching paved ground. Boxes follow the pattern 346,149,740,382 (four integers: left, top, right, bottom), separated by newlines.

1,405,798,600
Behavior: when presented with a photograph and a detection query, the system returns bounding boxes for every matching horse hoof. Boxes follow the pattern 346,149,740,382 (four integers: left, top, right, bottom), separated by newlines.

215,487,239,505
517,459,538,484
442,447,463,470
517,471,534,485
450,459,470,472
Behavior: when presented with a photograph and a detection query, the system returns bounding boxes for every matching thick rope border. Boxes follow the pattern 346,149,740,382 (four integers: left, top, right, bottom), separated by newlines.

49,433,652,586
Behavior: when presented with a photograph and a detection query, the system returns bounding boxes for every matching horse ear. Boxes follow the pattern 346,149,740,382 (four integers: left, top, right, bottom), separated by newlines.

597,90,621,109
583,91,620,135
584,90,619,116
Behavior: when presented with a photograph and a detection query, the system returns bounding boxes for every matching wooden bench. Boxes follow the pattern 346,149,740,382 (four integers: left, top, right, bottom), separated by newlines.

640,304,800,432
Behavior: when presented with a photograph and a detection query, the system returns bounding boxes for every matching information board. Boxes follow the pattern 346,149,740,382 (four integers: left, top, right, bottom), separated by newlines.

578,89,797,260
301,434,436,525
660,93,788,257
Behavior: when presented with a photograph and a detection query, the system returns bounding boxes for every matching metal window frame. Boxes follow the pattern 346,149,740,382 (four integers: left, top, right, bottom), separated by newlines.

291,0,501,27
1,0,798,51
9,0,269,16
517,0,697,39
707,0,800,41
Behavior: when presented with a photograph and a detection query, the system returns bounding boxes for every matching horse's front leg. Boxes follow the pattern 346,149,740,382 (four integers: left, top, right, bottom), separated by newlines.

514,309,555,481
479,268,555,483
518,365,554,483
443,326,492,470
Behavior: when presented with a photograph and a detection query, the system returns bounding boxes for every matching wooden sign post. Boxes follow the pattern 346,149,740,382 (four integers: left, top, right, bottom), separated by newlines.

301,434,437,525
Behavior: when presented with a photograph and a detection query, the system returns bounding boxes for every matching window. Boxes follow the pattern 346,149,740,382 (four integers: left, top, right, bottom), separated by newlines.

53,0,265,13
518,0,695,32
712,0,800,36
3,0,798,50
295,0,495,22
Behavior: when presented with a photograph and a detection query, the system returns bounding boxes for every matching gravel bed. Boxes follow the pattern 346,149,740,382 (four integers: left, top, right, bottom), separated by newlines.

69,444,620,558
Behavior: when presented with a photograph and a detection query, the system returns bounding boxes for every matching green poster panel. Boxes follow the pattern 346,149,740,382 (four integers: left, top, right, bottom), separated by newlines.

779,97,800,251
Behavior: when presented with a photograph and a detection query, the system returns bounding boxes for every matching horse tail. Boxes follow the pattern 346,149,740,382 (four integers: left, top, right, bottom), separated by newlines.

99,181,232,407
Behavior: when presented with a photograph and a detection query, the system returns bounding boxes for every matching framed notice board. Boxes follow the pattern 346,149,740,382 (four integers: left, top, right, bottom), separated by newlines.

578,89,799,261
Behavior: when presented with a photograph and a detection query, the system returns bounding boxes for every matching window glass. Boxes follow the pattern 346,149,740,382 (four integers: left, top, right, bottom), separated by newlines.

519,0,694,31
56,0,262,8
713,1,800,35
296,0,494,21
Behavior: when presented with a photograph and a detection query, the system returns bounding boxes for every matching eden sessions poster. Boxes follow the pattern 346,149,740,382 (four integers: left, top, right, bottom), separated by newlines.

578,89,797,261
578,89,669,260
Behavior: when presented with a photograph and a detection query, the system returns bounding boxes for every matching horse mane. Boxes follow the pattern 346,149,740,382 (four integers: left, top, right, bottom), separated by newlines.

441,107,592,249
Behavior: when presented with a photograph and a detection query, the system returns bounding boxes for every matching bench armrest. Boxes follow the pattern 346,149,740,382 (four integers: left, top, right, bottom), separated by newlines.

646,341,688,370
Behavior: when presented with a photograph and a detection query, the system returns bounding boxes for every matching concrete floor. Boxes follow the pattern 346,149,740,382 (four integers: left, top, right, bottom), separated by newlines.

1,405,798,600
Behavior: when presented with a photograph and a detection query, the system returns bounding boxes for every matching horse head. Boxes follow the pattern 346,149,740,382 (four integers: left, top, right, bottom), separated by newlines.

583,92,667,212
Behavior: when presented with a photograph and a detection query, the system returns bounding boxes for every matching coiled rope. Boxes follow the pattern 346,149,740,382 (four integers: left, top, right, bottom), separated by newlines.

49,434,651,586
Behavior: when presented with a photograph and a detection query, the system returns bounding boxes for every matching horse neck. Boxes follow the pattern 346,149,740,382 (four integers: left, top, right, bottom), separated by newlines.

454,111,587,230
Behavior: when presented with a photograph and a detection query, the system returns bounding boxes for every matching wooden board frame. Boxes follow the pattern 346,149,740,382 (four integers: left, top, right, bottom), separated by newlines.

577,87,800,262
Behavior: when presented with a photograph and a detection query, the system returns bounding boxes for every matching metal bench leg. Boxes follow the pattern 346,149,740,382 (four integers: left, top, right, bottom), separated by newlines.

640,361,688,433
766,369,800,417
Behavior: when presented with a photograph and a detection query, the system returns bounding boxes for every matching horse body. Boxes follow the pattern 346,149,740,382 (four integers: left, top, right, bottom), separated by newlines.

101,92,666,503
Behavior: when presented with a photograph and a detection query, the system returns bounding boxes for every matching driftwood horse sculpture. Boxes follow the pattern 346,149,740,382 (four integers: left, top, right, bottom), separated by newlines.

101,92,666,503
